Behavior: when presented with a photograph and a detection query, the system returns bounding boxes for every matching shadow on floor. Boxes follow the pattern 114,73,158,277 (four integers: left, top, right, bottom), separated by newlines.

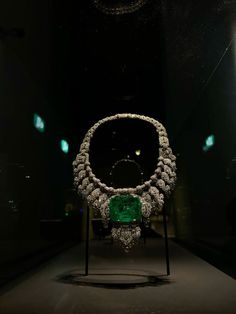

55,269,172,289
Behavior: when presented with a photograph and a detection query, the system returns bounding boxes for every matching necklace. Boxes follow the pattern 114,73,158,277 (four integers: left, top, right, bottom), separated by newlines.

73,113,177,251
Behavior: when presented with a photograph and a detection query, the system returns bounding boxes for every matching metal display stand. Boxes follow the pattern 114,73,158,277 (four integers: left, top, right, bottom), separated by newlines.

84,202,170,277
85,202,90,276
162,203,170,275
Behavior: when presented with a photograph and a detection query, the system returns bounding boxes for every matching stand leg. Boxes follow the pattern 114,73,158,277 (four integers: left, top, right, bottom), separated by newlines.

85,204,90,276
162,204,170,276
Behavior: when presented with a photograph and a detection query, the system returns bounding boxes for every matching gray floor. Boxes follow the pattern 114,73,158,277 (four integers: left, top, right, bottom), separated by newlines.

0,239,235,314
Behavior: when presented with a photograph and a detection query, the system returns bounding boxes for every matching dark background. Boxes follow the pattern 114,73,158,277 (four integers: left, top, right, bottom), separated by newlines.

0,0,236,280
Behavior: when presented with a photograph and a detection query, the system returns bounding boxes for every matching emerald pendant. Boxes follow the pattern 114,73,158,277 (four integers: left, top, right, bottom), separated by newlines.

109,194,142,223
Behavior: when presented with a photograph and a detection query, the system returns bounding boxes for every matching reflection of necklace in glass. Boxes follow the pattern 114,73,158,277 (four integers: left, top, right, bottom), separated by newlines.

93,0,148,15
73,113,177,251
110,158,144,186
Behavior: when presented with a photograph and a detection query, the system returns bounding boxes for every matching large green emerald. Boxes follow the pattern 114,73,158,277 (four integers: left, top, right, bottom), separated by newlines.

109,194,142,223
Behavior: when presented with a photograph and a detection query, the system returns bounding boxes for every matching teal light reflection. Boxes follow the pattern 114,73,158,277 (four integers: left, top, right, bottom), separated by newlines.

61,139,69,154
203,134,215,152
33,114,45,133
